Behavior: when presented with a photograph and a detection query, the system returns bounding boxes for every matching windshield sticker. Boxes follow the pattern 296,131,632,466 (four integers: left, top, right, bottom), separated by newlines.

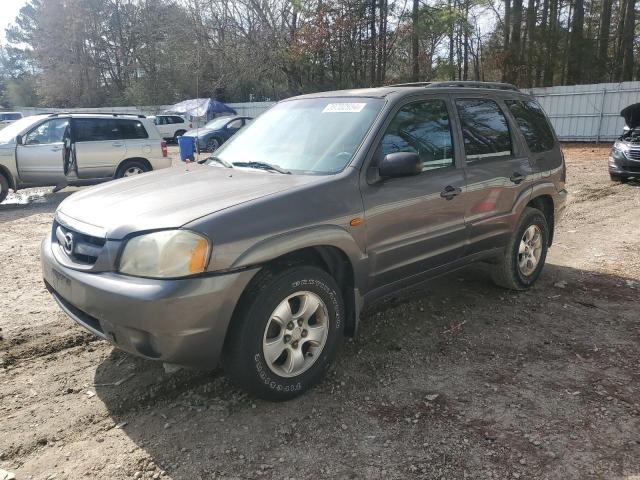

322,103,367,113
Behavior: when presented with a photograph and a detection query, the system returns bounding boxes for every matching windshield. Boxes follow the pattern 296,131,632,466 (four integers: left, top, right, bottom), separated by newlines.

215,97,384,174
0,115,45,143
204,117,232,130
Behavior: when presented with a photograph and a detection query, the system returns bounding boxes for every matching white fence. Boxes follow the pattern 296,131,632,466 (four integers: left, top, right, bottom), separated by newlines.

525,81,640,142
15,82,640,142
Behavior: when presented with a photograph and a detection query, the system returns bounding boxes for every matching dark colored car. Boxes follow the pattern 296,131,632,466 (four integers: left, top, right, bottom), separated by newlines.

182,116,253,152
609,103,640,182
42,81,566,400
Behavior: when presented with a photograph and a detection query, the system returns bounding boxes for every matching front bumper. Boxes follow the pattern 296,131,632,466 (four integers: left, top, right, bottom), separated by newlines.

41,236,259,367
609,153,640,177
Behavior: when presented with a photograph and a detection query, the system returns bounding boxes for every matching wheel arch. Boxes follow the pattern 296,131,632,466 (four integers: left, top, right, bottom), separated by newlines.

229,227,367,337
0,164,17,190
527,194,555,246
115,157,152,177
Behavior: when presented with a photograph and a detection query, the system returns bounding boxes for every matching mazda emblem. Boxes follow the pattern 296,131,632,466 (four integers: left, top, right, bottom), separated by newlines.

63,232,74,255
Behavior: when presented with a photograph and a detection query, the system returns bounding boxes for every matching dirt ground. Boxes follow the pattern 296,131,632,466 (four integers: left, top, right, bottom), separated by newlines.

1,144,639,480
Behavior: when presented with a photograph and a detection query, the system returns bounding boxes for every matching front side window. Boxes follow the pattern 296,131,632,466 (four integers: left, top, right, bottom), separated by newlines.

380,99,454,171
118,120,148,139
215,97,384,174
227,119,243,129
456,98,513,162
505,100,555,153
74,118,121,142
24,118,70,145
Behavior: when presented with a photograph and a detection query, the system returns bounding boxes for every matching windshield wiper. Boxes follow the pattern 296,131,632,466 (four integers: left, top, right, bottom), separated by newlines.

233,161,291,174
202,155,234,168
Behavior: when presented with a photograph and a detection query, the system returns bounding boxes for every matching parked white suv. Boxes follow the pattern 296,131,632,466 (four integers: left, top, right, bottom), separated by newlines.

149,114,191,142
0,113,171,203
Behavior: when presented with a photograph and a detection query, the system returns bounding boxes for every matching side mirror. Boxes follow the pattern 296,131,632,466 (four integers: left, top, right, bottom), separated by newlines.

15,134,23,145
379,152,422,178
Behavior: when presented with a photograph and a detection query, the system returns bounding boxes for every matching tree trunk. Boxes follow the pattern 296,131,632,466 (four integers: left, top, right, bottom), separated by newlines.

525,0,536,87
543,0,558,85
621,0,636,80
566,0,584,84
597,0,612,81
503,0,511,81
370,0,376,85
412,0,419,81
507,0,523,84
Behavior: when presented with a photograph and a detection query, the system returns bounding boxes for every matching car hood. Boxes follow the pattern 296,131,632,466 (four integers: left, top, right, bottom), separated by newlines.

57,164,318,239
183,128,216,137
621,103,640,129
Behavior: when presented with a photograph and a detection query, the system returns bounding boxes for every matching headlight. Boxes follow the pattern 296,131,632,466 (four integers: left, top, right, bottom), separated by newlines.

611,141,628,159
119,230,210,278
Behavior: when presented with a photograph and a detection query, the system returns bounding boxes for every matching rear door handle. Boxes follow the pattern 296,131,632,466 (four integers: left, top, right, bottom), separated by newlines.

50,147,63,152
509,172,525,184
112,142,124,147
440,185,462,200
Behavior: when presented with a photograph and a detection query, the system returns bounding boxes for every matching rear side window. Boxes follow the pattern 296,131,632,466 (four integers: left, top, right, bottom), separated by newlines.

171,116,184,123
505,100,555,153
74,118,120,142
118,120,148,139
455,98,513,162
381,99,454,171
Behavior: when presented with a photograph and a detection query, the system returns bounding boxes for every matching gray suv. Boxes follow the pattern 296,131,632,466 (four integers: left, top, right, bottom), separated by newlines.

41,82,567,400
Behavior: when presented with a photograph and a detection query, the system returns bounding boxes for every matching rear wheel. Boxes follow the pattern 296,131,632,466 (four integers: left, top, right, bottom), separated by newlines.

0,174,9,203
206,137,220,152
173,130,186,143
223,265,344,401
491,207,549,291
115,160,150,179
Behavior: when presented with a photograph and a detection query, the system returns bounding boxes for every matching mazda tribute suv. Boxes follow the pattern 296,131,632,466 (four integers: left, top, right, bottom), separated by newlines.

42,82,567,400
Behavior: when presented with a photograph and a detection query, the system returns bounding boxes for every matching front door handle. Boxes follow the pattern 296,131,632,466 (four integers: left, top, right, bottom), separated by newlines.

509,172,525,184
50,147,63,152
440,185,462,200
112,142,124,147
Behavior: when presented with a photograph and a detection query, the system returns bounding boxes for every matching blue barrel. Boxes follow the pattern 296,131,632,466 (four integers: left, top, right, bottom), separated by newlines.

177,135,195,162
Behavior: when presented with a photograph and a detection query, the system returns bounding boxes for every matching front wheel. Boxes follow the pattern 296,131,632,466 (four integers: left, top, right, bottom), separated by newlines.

223,265,345,401
491,207,549,290
205,137,220,152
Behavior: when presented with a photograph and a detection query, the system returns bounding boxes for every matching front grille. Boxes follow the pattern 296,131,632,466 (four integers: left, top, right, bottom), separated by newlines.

54,222,106,265
625,148,640,161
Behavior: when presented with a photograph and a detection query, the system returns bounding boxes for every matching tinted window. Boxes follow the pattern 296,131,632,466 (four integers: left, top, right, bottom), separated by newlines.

118,120,148,139
506,100,555,153
25,119,70,145
227,119,243,129
171,116,184,124
381,99,454,171
74,118,121,142
455,99,513,161
1,113,22,121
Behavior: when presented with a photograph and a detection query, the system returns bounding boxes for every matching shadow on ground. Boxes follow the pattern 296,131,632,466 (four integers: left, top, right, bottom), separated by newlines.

94,263,640,479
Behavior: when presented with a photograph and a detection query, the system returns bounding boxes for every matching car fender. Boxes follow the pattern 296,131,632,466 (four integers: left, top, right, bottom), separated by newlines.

229,224,369,290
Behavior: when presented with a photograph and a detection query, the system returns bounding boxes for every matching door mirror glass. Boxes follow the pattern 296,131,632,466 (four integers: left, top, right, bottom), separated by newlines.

379,152,422,178
15,134,23,145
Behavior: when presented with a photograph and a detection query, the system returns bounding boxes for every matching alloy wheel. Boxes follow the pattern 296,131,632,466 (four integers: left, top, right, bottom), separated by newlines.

518,224,543,276
262,291,329,378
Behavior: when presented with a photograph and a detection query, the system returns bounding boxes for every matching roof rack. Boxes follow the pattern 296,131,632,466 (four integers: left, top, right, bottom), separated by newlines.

386,80,519,92
47,112,146,118
426,81,519,91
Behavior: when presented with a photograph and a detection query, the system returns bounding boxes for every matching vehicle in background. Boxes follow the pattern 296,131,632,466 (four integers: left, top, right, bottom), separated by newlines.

609,103,640,182
41,82,566,400
0,113,171,203
0,111,24,129
182,116,252,152
148,114,192,143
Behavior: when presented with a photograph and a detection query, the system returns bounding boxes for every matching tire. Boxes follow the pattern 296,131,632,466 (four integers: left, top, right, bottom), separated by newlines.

0,174,9,203
223,265,345,401
491,207,549,291
205,137,220,152
115,160,150,179
610,173,628,183
173,130,186,143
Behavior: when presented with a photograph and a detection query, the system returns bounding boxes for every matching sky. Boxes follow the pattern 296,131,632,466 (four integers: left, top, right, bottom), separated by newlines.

0,0,27,43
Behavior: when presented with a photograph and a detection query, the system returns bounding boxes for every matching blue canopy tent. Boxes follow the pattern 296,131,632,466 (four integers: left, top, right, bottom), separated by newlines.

164,98,237,124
